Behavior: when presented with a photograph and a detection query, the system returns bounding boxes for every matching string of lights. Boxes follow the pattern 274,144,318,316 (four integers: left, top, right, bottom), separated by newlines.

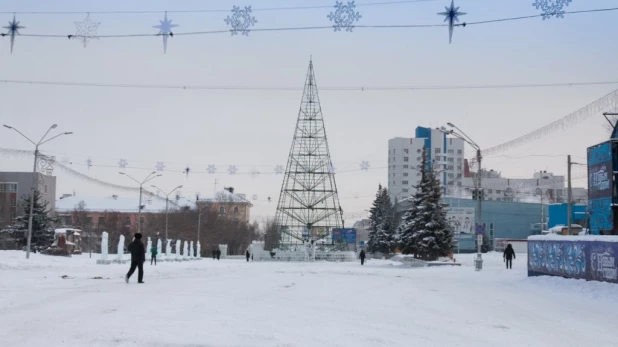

0,1,438,15
1,78,617,92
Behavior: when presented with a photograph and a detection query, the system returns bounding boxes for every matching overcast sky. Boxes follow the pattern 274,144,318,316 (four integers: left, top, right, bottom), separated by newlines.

1,0,616,224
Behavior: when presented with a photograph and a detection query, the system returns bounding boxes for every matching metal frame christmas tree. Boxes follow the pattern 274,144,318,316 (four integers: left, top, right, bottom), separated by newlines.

274,59,344,248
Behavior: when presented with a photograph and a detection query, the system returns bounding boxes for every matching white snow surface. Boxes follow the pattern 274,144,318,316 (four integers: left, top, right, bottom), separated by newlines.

529,234,618,242
1,251,617,347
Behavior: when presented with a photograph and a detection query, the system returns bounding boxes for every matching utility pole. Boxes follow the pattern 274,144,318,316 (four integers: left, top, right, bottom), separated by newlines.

567,155,573,235
120,171,162,236
151,184,182,247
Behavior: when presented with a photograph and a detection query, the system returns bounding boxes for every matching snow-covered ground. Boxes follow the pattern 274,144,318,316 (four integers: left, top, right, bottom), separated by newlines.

1,251,617,347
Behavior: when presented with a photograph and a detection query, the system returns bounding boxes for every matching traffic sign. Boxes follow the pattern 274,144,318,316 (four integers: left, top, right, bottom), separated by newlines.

475,224,485,235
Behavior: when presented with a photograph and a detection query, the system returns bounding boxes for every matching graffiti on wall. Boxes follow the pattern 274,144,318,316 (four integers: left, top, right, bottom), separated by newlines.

528,239,618,284
587,142,614,234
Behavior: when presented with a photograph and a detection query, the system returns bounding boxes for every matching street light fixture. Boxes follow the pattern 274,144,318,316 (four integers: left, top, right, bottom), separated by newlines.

439,123,484,271
119,171,162,234
3,124,72,259
151,184,183,246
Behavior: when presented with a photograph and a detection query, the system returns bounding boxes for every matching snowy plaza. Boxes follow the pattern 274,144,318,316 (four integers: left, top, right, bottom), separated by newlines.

1,251,617,347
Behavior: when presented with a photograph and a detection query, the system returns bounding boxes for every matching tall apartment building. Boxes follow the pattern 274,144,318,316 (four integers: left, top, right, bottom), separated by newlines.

388,127,465,202
0,172,56,226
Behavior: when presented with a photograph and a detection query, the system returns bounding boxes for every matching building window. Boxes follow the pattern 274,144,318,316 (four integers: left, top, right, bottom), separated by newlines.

403,189,409,193
448,149,454,154
488,189,493,194
402,180,409,185
457,182,462,186
139,217,144,226
404,157,409,162
417,149,421,153
0,183,4,192
404,149,409,154
124,217,131,227
403,172,408,177
392,149,396,154
98,217,105,225
219,206,226,214
496,190,501,194
435,148,441,154
392,157,396,162
44,185,48,193
403,165,408,169
448,157,454,162
457,165,462,170
234,207,239,215
448,165,454,170
457,149,462,154
416,157,421,161
448,173,454,178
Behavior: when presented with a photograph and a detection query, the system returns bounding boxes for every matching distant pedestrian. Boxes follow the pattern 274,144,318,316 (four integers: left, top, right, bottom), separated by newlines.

216,249,221,261
126,233,146,284
246,250,250,262
503,244,516,269
150,246,158,265
360,249,366,266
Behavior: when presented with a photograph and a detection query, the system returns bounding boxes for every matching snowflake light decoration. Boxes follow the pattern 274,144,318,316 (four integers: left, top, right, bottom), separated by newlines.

532,0,572,20
224,6,257,36
327,1,362,32
153,12,178,53
274,165,284,174
3,15,25,54
330,166,336,174
86,157,93,169
252,194,258,201
228,165,238,175
360,161,370,171
184,166,191,178
207,165,217,174
73,13,101,47
438,0,466,44
118,159,128,169
251,168,260,178
155,161,166,172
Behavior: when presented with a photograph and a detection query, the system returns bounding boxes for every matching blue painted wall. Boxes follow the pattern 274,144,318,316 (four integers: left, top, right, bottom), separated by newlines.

548,203,587,228
415,126,431,168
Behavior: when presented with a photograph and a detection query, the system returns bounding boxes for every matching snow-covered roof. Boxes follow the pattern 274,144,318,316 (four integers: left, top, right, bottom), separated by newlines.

197,190,251,204
56,195,195,213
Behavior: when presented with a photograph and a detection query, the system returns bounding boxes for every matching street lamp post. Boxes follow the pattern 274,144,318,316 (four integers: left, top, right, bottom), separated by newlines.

3,124,72,259
119,171,161,235
151,185,182,246
440,123,483,271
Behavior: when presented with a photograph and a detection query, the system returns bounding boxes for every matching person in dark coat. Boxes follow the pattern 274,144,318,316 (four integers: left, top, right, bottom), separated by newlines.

359,249,366,266
126,233,146,283
150,246,158,266
216,249,221,260
246,250,250,262
503,243,516,269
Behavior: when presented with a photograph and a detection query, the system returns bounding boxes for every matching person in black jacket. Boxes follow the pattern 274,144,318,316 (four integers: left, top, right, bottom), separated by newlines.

125,233,146,283
246,250,250,262
359,249,366,266
216,249,221,261
503,244,516,269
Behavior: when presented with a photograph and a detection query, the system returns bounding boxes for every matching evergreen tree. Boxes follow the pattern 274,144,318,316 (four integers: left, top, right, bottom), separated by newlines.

366,184,395,254
398,148,454,260
11,190,56,251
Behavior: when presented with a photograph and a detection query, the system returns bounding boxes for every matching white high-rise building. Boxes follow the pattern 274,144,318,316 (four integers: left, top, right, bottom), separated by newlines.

388,127,465,202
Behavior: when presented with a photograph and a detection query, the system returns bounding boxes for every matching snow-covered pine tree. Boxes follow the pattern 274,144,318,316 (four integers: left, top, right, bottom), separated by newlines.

367,184,395,254
398,148,454,260
11,190,57,251
398,149,429,256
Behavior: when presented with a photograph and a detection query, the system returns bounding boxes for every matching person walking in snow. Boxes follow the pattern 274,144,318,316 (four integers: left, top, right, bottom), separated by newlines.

246,250,250,262
503,243,516,269
126,233,146,284
150,245,158,266
360,249,366,266
216,249,221,261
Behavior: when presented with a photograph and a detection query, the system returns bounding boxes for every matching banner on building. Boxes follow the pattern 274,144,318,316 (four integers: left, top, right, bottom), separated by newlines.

332,228,357,244
446,207,475,234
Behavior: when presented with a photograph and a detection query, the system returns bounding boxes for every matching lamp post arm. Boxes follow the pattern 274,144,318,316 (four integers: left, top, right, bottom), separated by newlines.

6,127,36,146
39,132,71,146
